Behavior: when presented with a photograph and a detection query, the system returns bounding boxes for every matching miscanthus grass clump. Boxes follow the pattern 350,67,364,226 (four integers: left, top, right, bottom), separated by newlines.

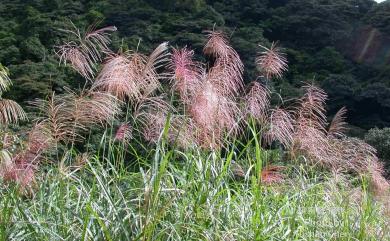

0,133,389,240
0,23,389,240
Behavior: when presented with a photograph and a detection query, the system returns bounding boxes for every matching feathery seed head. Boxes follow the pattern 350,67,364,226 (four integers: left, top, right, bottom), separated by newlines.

204,30,244,97
264,108,294,148
328,107,348,138
244,81,270,124
94,52,146,100
56,25,116,80
114,123,133,142
170,47,203,102
256,42,288,79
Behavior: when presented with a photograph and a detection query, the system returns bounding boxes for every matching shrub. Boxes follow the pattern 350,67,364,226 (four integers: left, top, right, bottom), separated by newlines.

365,127,390,170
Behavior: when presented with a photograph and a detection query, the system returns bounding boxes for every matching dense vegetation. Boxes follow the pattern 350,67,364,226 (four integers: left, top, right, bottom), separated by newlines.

1,0,390,129
2,146,390,240
1,0,390,240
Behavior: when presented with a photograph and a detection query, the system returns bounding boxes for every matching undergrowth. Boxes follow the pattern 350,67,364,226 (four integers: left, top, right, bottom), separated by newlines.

0,129,389,241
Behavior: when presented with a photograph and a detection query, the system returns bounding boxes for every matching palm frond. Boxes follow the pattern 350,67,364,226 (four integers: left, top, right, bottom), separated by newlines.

0,99,27,125
0,65,12,93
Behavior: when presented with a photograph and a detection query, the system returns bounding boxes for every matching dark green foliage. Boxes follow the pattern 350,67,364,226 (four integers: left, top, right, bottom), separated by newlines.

264,0,357,48
365,1,390,34
365,127,390,173
0,0,389,129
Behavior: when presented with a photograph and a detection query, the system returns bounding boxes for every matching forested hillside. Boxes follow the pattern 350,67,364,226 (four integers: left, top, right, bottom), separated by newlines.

1,0,390,130
2,1,390,239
